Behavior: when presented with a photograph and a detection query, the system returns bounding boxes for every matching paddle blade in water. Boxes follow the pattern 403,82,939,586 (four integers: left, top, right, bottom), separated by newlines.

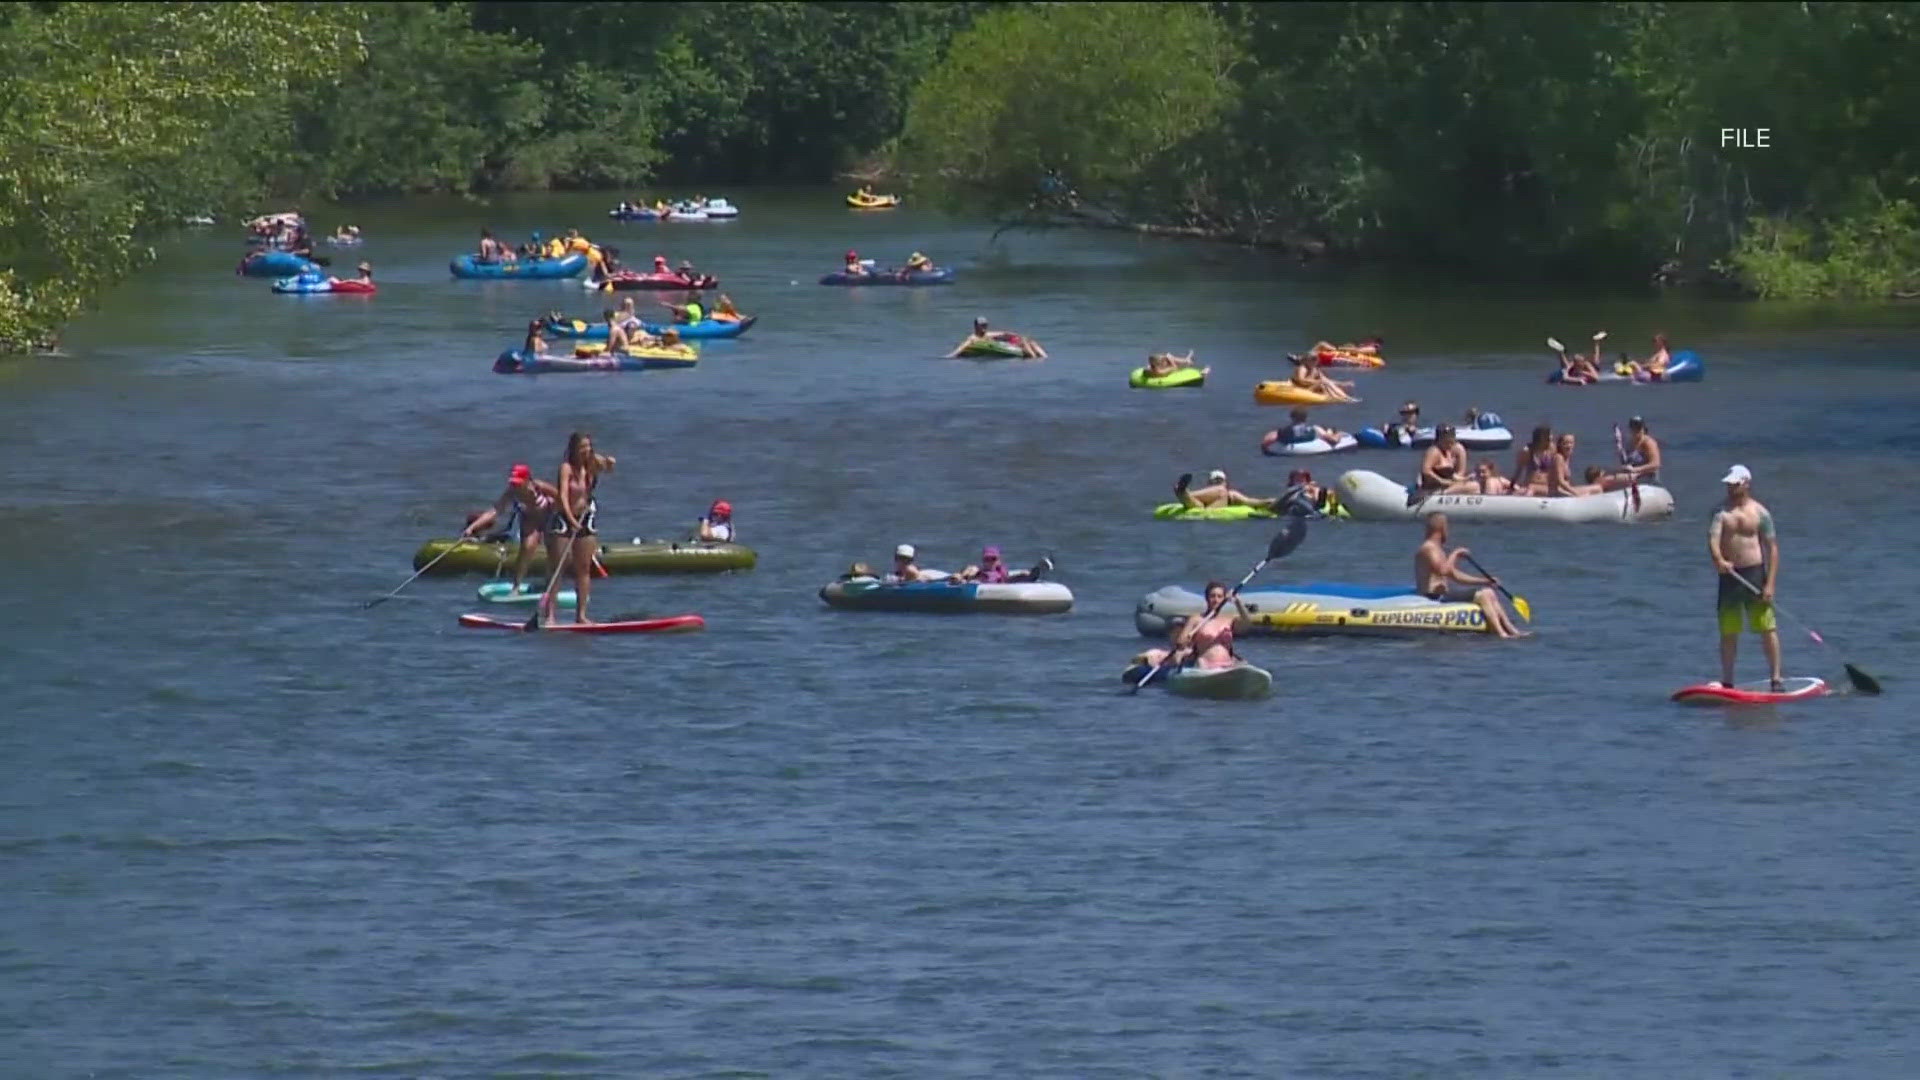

1268,516,1309,561
1845,663,1882,695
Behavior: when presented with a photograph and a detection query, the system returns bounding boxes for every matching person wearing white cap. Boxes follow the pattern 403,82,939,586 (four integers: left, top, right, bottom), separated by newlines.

1708,464,1783,690
885,543,946,583
1174,468,1277,511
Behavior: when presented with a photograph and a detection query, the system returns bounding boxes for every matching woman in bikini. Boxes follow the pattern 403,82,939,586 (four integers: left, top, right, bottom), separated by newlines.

1510,425,1558,496
1289,354,1356,401
1417,424,1468,493
1134,581,1249,672
540,432,616,625
461,464,558,594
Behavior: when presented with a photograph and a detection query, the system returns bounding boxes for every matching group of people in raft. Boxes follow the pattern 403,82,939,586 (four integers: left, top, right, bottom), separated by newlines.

457,432,736,625
1555,330,1676,383
517,286,747,360
838,545,1056,586
839,248,940,280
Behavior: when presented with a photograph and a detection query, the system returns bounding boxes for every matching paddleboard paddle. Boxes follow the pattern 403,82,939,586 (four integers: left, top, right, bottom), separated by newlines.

525,534,581,631
1130,517,1308,694
1459,553,1531,623
366,537,473,608
1730,574,1880,695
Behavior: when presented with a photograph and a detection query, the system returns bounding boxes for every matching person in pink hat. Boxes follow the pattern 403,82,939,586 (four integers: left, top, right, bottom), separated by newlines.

951,545,1053,584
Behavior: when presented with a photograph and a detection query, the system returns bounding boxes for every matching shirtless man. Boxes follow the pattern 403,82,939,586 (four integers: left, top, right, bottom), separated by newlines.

1175,469,1276,511
1708,464,1783,690
1414,514,1526,638
460,464,558,593
886,543,946,583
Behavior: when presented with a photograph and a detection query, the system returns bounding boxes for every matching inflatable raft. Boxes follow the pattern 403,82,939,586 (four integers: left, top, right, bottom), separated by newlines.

413,538,755,575
449,253,587,280
818,578,1073,614
958,338,1029,359
544,315,754,340
493,344,698,373
1336,469,1675,523
1261,431,1358,456
1135,583,1493,638
1129,366,1206,389
1254,381,1354,407
591,271,718,291
1549,349,1704,384
238,250,317,277
1152,503,1278,521
1316,350,1386,369
818,268,954,286
847,192,901,209
1120,662,1273,699
1354,422,1514,451
271,274,375,294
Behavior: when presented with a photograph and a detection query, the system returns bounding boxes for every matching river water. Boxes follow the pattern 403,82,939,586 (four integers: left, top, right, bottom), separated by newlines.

4,189,1919,1076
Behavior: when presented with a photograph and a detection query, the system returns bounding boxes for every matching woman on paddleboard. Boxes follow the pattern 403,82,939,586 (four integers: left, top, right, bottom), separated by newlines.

461,463,558,594
541,432,616,625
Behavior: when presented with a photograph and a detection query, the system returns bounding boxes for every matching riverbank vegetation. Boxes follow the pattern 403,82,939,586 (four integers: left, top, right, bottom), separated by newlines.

4,1,1916,351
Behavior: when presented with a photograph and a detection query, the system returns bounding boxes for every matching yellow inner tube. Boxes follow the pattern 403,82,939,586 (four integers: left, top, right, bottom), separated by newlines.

1253,380,1351,407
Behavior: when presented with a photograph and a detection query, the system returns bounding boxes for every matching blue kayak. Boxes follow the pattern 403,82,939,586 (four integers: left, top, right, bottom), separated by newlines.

449,253,588,280
238,250,318,277
544,315,756,340
1548,349,1704,384
818,268,955,286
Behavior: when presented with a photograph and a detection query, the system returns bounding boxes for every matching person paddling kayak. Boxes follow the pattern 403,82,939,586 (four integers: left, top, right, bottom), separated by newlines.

1709,464,1783,690
539,432,615,626
460,463,558,593
1414,514,1526,638
1141,581,1248,670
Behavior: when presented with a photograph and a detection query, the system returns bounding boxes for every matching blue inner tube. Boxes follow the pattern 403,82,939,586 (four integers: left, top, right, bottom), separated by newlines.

818,268,954,286
239,251,318,277
544,316,755,340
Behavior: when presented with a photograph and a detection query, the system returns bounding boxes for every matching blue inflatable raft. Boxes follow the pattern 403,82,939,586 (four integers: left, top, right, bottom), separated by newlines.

449,253,588,280
818,267,955,286
543,315,756,340
1548,349,1703,384
238,250,318,277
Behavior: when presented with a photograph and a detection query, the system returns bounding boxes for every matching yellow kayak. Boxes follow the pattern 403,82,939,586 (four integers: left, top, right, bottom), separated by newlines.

1253,380,1356,407
847,192,901,209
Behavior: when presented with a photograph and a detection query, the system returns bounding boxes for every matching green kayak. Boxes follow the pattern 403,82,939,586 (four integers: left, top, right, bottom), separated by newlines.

412,538,756,576
1128,366,1206,389
1152,503,1278,521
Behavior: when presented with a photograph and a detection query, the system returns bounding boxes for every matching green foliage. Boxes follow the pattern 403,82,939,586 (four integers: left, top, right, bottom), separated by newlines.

1730,195,1920,299
900,2,1237,213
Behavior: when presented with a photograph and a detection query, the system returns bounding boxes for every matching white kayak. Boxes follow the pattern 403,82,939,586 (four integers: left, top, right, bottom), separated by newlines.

1262,432,1359,456
1167,663,1272,700
819,577,1073,614
1337,469,1675,524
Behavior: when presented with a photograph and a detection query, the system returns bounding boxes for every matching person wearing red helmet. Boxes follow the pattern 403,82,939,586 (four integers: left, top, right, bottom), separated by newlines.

460,463,559,594
697,499,735,542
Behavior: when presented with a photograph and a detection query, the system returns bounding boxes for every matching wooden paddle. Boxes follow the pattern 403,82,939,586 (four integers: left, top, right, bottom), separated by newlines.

1729,574,1880,694
1129,517,1309,693
366,537,472,608
1458,553,1532,622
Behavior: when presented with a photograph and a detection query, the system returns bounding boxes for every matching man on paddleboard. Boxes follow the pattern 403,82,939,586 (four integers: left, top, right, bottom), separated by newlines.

1708,465,1783,691
1414,514,1526,638
461,464,558,594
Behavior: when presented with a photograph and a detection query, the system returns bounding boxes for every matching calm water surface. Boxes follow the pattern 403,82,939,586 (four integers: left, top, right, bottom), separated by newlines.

4,189,1920,1077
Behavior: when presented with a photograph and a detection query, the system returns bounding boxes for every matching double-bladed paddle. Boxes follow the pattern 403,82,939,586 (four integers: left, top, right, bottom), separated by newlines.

1129,516,1308,693
1458,552,1532,623
1729,574,1881,694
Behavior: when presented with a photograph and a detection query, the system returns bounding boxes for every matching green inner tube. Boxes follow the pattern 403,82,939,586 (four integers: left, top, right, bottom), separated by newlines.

958,338,1026,358
1152,503,1278,521
1128,366,1205,389
413,538,756,575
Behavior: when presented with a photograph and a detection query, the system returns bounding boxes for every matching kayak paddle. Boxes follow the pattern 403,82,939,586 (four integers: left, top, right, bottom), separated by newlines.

1129,516,1309,694
1458,553,1531,622
366,537,472,608
1729,574,1880,695
1612,423,1642,516
1546,336,1565,354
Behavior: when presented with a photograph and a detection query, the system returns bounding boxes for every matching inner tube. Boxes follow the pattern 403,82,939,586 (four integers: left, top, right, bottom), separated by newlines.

1253,381,1350,407
1353,425,1513,451
593,271,719,291
958,338,1028,359
847,193,901,209
1152,503,1278,521
1128,366,1206,389
1261,432,1358,456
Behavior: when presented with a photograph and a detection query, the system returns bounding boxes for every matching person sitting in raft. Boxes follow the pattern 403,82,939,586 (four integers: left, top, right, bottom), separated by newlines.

565,229,594,255
951,545,1053,584
1569,465,1611,496
661,291,705,325
1312,336,1383,361
600,308,633,355
1605,415,1662,490
1175,469,1278,511
675,259,700,283
1462,406,1502,431
459,463,560,594
904,251,934,274
651,254,672,276
886,543,947,583
1447,459,1514,496
1380,401,1423,446
1554,432,1580,489
520,320,552,359
1279,469,1346,518
711,294,743,323
1415,424,1470,495
697,500,734,542
1510,425,1567,496
1288,354,1357,401
1414,514,1527,638
947,317,1048,359
1618,332,1671,378
330,225,360,242
1555,337,1603,383
1264,406,1348,451
328,261,373,288
1145,350,1200,378
842,249,870,277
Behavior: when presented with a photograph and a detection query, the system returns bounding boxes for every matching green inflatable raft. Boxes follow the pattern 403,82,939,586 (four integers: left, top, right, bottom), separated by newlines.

412,538,756,575
1128,366,1206,389
1152,503,1278,521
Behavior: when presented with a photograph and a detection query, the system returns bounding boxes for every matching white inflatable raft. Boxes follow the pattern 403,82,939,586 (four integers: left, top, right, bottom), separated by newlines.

819,577,1072,614
1336,469,1674,524
1134,584,1494,637
1262,432,1359,456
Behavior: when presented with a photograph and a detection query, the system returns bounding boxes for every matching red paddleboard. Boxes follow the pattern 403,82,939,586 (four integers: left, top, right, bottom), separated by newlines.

458,613,703,634
1671,676,1828,706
